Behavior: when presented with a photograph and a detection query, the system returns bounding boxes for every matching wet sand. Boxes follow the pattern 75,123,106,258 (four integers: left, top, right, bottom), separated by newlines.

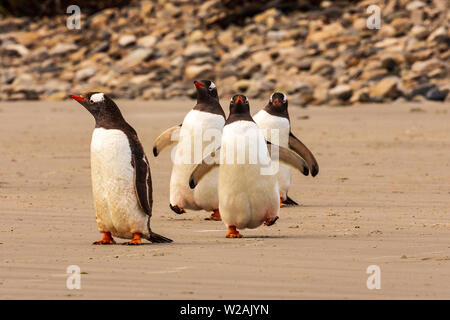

0,99,449,299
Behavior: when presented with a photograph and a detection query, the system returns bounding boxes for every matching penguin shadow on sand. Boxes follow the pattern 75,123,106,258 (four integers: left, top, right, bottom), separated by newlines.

238,234,312,239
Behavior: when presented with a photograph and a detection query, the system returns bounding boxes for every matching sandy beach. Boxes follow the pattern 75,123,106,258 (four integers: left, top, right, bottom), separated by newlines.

0,99,449,299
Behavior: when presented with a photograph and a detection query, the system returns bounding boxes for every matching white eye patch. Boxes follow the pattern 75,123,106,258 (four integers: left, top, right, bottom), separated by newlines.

90,93,105,103
209,82,216,90
282,93,287,102
269,93,275,103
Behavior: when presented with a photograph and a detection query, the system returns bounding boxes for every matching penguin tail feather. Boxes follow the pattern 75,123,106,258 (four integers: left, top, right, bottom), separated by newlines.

282,196,299,207
147,231,173,243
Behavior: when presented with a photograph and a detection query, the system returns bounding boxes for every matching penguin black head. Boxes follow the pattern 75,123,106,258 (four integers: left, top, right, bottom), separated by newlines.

225,94,253,125
70,92,125,127
229,94,250,115
194,80,219,102
265,92,289,119
70,92,119,116
269,92,287,108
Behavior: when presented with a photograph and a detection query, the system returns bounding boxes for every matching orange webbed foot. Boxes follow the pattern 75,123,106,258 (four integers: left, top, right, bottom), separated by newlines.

205,209,221,221
170,204,186,214
226,226,243,238
264,216,279,227
123,233,142,245
93,232,116,245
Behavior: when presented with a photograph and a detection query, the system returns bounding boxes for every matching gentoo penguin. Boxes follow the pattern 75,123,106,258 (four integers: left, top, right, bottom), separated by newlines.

153,80,225,221
188,94,310,238
253,92,319,206
70,92,172,245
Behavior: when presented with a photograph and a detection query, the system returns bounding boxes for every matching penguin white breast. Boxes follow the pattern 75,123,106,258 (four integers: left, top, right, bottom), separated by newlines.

91,128,133,176
221,120,271,165
90,128,148,239
253,110,290,147
182,109,225,134
253,110,292,198
174,109,225,166
170,110,225,210
218,121,279,230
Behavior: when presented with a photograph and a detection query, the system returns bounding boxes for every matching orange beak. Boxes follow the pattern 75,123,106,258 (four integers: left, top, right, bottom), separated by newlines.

70,95,85,102
194,81,204,88
235,96,244,103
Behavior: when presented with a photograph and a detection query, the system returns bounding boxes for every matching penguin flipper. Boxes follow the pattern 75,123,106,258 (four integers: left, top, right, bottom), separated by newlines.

132,154,153,216
282,196,299,207
152,124,181,157
289,132,319,177
267,142,309,176
189,148,220,189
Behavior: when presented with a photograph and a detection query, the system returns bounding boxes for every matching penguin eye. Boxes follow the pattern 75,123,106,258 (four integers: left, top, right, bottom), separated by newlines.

209,82,216,91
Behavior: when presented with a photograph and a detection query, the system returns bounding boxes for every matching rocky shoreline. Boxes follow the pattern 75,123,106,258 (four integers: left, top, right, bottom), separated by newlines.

1,0,449,105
